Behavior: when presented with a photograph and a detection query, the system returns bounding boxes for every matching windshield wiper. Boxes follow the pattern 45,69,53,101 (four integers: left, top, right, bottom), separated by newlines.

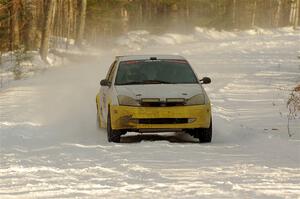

117,80,173,85
117,81,143,85
142,80,172,84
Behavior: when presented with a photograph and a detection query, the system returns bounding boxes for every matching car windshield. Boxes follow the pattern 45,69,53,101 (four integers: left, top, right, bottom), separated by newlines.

115,59,198,85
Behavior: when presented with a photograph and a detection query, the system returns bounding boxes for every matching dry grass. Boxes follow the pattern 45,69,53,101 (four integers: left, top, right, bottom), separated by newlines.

287,84,300,137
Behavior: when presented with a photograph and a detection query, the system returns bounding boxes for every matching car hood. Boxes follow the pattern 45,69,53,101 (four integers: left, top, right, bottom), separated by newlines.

115,84,203,100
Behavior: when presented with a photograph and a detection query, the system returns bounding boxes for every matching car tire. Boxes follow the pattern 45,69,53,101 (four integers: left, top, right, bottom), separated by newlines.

107,110,121,143
96,113,100,129
96,100,102,129
199,118,212,143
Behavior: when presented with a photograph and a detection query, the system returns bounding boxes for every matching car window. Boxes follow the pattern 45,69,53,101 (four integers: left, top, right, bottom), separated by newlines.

115,59,198,85
106,61,117,82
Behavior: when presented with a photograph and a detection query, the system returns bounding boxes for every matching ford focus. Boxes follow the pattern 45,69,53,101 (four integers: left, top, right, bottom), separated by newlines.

96,55,212,143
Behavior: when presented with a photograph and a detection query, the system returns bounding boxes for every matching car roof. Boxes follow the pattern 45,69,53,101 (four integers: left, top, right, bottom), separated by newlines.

116,55,186,62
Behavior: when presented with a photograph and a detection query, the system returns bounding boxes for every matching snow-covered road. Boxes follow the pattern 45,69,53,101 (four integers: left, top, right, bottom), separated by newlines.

1,28,300,198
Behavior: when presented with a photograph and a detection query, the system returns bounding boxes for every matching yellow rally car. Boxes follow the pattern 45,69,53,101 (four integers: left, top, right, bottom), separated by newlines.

96,55,212,143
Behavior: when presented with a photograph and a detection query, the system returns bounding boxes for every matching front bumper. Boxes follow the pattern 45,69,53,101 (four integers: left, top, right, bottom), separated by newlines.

110,104,211,131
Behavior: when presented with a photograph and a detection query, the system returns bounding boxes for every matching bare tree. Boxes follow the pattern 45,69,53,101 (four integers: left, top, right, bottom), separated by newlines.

251,0,257,27
290,0,297,27
232,0,237,27
274,0,282,27
40,0,56,62
24,0,38,51
10,0,20,50
66,0,74,49
75,0,87,47
294,0,300,29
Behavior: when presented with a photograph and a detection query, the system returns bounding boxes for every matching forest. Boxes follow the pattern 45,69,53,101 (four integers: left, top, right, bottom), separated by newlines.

0,1,300,198
0,0,299,61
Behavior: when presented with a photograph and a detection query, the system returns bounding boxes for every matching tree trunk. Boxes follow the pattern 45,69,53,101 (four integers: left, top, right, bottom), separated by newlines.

251,0,257,27
294,0,300,29
232,0,236,28
75,0,87,47
290,0,297,26
185,0,190,19
24,0,38,51
10,0,20,50
120,6,129,34
40,0,56,62
274,0,282,27
66,0,74,49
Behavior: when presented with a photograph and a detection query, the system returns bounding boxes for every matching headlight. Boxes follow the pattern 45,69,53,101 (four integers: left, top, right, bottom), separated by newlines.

118,95,140,106
186,94,205,105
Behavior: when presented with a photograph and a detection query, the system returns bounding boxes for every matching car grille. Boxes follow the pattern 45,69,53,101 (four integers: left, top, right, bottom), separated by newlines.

138,118,188,124
140,98,186,107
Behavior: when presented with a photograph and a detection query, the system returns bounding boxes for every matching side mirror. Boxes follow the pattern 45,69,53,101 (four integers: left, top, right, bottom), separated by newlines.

200,77,211,84
100,79,111,86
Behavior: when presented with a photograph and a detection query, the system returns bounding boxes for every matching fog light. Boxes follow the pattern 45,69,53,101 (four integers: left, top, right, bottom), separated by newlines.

141,98,160,103
166,98,185,103
188,118,196,123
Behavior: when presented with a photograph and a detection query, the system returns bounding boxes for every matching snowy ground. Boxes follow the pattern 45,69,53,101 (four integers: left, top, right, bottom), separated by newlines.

0,40,96,88
0,27,300,198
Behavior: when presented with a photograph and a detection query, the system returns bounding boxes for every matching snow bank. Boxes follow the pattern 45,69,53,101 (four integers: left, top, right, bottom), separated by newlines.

0,51,64,88
194,27,237,40
0,46,101,89
115,26,299,51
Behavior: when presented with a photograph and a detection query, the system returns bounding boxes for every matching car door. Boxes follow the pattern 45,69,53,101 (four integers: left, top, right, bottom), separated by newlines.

100,61,117,124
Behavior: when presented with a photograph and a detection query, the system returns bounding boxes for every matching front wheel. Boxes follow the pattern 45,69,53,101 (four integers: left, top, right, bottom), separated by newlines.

199,118,212,143
96,107,101,129
107,111,121,143
96,98,102,129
